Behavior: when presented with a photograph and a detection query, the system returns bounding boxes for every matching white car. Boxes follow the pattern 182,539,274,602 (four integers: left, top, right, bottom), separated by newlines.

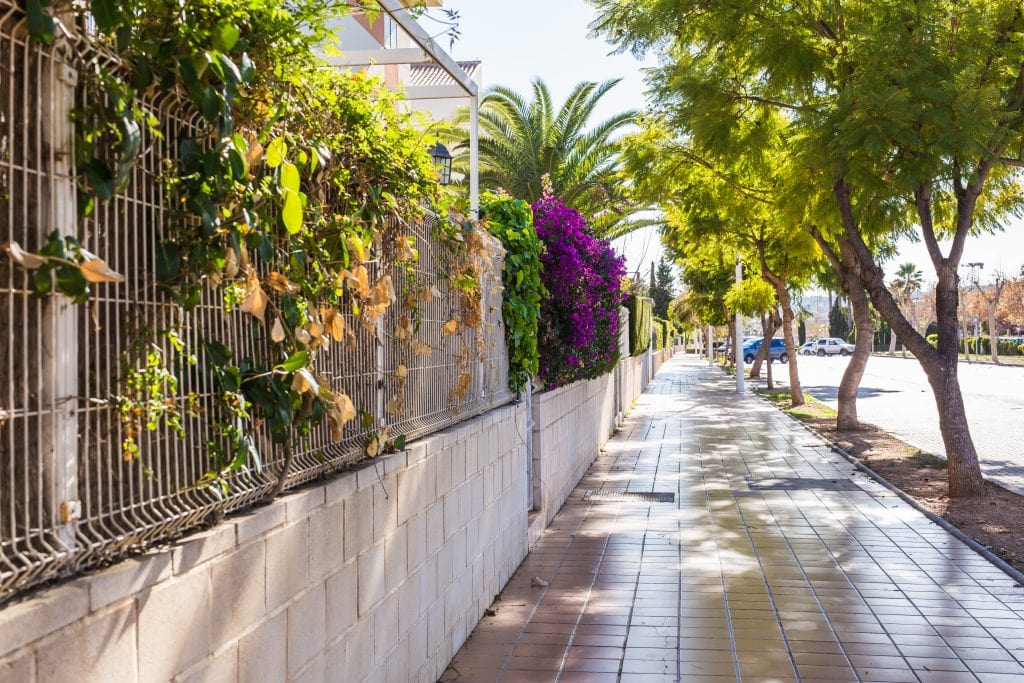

811,337,855,356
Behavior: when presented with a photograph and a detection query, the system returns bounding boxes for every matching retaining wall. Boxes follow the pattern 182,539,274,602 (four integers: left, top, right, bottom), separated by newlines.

0,404,529,683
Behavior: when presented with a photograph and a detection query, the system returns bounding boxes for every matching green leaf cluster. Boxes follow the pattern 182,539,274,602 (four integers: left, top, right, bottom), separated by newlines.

480,192,545,396
624,295,652,356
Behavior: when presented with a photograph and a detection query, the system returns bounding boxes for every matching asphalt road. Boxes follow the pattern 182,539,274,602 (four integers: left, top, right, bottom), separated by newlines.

775,353,1024,495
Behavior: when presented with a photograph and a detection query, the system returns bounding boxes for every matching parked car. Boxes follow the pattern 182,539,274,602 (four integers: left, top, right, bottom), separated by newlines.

800,341,817,355
742,338,788,364
811,337,855,356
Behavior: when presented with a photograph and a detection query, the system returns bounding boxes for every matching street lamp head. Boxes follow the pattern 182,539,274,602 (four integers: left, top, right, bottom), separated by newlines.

428,142,452,186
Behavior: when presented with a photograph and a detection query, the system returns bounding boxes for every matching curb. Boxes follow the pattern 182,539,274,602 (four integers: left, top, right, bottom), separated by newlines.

761,393,1024,587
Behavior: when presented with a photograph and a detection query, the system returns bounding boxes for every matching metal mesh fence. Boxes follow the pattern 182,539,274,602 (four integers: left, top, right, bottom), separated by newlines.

0,3,511,600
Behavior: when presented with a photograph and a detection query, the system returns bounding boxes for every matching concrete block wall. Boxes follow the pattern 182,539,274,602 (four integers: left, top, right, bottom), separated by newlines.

0,403,529,683
530,372,618,528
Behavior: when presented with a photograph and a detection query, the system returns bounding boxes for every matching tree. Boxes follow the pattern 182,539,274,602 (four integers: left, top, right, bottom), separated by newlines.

889,263,924,356
590,0,1024,496
829,299,851,341
649,257,676,318
456,78,637,234
974,270,1009,363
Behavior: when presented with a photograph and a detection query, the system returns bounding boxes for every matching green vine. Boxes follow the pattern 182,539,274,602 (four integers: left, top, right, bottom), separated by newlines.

14,0,483,491
480,192,545,396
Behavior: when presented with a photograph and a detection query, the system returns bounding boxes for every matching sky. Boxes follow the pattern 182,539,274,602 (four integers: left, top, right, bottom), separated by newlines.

431,1,1024,289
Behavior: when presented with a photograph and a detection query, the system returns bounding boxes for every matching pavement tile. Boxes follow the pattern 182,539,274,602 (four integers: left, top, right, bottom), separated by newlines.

441,357,1024,682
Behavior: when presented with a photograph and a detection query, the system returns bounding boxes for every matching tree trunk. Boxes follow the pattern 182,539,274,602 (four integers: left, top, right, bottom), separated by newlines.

779,291,803,406
763,318,774,390
988,306,999,363
837,275,874,430
834,180,986,497
888,325,897,355
960,303,972,363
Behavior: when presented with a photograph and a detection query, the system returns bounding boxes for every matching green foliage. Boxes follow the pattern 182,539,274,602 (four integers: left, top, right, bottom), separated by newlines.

625,295,652,356
18,0,472,489
649,257,675,318
457,79,639,236
480,192,545,396
829,300,851,341
724,278,776,317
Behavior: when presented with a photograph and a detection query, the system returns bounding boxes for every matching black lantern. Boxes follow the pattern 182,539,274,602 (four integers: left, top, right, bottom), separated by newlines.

428,142,452,185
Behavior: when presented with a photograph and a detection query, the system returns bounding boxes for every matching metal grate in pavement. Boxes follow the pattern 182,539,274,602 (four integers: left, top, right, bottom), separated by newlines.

582,490,675,503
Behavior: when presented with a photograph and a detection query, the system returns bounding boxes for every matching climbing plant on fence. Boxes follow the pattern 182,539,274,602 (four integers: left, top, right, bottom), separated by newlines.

533,195,626,387
480,192,545,396
11,0,488,492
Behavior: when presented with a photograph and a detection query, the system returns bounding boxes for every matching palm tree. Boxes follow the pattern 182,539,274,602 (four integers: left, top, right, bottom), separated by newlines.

454,78,639,235
889,262,923,355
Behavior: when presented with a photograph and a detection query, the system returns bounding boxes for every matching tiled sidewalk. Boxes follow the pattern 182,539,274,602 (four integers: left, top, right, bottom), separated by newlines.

441,356,1024,682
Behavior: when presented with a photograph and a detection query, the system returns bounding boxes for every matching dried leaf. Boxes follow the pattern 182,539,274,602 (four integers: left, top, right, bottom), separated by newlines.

291,368,318,395
240,273,267,323
395,315,413,341
270,318,286,343
80,258,126,283
443,320,458,335
372,275,395,305
385,396,402,416
295,327,312,346
393,364,408,380
6,241,47,269
365,435,380,458
224,247,239,278
267,271,300,294
396,236,416,262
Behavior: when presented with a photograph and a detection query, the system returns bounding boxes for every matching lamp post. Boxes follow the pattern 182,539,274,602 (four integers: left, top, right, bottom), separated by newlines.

735,253,745,394
428,142,452,186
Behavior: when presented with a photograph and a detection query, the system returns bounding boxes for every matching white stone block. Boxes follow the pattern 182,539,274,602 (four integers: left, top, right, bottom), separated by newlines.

35,602,137,683
384,524,409,594
209,539,266,650
174,643,237,683
343,485,373,560
357,542,385,615
308,501,344,581
406,511,427,572
265,521,308,611
138,568,211,682
89,550,172,611
372,475,398,539
372,592,399,665
0,583,88,654
173,523,235,576
344,614,375,681
325,560,357,641
287,585,326,679
238,611,286,683
425,502,444,556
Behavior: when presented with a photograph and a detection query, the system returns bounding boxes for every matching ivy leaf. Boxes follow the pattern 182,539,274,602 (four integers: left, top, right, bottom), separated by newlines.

201,86,221,123
80,159,116,199
276,350,309,373
281,189,302,234
239,53,256,84
203,340,232,366
279,162,300,193
25,0,56,44
265,138,287,169
240,273,268,323
214,24,241,52
55,266,89,303
217,53,242,85
91,0,123,32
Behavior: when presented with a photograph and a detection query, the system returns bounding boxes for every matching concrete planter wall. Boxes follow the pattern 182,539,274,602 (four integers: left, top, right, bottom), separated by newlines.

0,404,529,683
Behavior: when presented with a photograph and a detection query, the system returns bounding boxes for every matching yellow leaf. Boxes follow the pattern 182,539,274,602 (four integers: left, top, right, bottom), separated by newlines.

396,236,416,262
347,236,365,265
270,318,286,343
370,275,395,306
443,320,458,335
307,319,323,340
267,271,300,294
336,393,356,423
365,435,380,458
240,273,268,323
393,364,408,380
80,258,126,284
6,241,47,269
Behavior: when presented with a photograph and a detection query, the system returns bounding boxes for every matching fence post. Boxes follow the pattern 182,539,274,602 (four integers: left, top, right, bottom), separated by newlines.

40,48,80,548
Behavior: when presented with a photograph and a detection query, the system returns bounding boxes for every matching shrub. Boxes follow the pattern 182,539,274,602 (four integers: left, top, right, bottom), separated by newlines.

652,319,666,350
625,295,653,356
480,193,545,396
533,197,626,387
926,334,939,348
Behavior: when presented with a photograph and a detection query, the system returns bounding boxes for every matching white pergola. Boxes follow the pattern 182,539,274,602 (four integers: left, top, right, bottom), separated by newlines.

327,0,480,215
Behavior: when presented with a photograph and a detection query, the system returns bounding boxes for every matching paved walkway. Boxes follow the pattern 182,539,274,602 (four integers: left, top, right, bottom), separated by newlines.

442,356,1024,682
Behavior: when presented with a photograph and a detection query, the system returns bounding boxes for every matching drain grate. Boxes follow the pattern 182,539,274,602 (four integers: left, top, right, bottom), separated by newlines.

744,477,859,492
582,490,675,503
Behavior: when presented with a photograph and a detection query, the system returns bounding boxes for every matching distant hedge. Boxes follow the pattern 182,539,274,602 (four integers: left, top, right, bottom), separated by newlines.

625,295,653,356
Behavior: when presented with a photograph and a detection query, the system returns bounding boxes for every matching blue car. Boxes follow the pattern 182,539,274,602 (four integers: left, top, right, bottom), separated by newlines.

742,338,788,364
